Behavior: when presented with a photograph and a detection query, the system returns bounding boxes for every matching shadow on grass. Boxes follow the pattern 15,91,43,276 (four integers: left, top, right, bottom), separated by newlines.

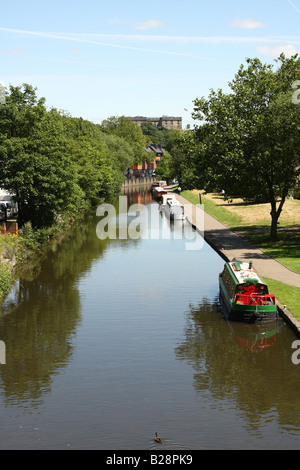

205,225,300,261
241,229,300,261
230,224,271,232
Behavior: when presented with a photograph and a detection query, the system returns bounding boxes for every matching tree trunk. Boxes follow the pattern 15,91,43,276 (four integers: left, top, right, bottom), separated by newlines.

269,193,286,242
270,210,278,241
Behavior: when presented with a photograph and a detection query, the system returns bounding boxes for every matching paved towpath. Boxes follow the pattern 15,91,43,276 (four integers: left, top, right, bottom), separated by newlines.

176,194,300,289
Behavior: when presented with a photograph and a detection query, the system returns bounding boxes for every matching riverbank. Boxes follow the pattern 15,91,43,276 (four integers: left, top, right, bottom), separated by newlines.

0,214,86,301
176,190,300,337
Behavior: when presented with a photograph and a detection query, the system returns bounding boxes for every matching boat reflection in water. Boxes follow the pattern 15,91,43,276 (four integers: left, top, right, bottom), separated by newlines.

226,320,280,353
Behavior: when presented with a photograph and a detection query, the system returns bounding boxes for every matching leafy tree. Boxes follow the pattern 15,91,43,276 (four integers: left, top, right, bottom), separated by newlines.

0,85,136,229
192,54,300,240
167,130,201,188
100,116,148,164
0,84,47,138
0,117,84,228
140,122,172,148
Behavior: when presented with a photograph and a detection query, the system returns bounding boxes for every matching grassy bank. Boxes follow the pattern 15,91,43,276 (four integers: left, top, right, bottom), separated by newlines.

182,189,300,321
263,277,300,320
0,216,81,301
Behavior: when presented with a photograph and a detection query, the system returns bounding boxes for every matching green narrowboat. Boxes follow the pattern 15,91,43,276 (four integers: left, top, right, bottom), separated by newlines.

219,258,278,323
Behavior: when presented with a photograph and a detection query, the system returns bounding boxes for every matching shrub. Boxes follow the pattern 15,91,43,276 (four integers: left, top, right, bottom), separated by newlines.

0,264,13,299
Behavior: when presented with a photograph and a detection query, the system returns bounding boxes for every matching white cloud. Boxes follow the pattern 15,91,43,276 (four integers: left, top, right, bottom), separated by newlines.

133,20,165,30
256,43,299,57
230,17,266,29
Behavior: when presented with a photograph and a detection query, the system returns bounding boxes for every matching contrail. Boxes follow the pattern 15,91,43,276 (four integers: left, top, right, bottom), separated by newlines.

0,26,228,63
287,0,300,15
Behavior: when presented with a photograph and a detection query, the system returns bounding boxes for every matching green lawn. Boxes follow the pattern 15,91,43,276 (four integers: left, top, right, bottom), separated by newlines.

244,230,300,274
186,190,243,227
264,277,300,322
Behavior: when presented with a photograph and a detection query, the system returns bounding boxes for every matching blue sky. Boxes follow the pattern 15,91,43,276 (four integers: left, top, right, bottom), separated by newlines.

1,0,300,128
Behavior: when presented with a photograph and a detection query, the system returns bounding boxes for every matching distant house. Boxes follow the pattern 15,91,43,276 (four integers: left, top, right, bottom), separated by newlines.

127,116,182,130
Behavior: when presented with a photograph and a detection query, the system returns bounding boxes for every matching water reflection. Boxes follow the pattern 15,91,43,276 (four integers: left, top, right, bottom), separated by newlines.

0,200,142,407
228,319,279,352
175,298,300,435
1,186,300,449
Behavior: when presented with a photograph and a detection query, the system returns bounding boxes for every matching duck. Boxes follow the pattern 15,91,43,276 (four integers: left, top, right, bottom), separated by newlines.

154,432,163,443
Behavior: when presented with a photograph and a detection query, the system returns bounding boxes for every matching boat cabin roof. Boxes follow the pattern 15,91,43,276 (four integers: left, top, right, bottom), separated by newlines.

161,193,176,205
167,199,182,206
226,260,265,285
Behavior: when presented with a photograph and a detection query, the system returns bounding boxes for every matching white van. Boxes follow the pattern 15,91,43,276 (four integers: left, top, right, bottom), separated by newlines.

0,191,18,218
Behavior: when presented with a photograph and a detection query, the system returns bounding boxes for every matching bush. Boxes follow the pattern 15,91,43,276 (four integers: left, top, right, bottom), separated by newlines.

0,264,13,299
293,184,300,200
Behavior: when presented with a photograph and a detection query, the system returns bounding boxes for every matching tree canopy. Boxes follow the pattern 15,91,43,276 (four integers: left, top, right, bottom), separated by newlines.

0,85,140,228
179,54,300,240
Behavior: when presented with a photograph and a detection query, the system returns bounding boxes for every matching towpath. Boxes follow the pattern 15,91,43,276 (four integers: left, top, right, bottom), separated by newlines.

176,194,300,289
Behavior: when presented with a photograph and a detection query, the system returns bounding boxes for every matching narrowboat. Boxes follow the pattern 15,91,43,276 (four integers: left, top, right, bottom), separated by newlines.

160,193,177,206
153,186,168,200
151,182,160,192
164,199,185,220
219,259,278,323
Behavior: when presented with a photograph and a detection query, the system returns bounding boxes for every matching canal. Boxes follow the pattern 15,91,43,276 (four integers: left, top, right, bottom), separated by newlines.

0,189,300,450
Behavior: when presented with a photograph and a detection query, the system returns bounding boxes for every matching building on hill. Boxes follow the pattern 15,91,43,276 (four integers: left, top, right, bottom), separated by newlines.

127,116,182,130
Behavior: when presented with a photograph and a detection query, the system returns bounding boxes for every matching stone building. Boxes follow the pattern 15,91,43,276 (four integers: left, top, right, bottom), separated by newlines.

128,116,182,130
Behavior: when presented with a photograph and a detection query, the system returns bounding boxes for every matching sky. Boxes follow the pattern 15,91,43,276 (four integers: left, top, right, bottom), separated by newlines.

1,0,300,128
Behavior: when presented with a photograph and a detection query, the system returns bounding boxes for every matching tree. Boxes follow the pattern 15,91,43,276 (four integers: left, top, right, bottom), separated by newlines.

192,55,300,240
0,83,47,138
168,130,201,188
0,85,133,228
0,119,84,228
140,121,172,148
100,116,148,165
0,85,83,228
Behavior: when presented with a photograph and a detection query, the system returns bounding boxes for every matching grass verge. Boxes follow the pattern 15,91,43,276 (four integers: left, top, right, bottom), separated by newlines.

264,277,300,322
183,190,243,227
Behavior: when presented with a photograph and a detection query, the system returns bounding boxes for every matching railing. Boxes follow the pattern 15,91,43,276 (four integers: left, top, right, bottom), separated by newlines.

234,293,276,306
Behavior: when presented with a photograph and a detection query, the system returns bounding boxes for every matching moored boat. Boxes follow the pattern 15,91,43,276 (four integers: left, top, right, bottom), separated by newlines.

153,186,168,200
219,259,278,323
151,182,160,192
160,193,177,206
164,198,185,220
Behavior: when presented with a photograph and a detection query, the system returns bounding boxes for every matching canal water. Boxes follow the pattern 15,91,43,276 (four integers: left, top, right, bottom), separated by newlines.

0,189,300,450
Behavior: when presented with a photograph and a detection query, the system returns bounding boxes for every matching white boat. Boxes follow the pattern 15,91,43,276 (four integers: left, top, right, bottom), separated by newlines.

160,193,177,206
164,199,185,220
